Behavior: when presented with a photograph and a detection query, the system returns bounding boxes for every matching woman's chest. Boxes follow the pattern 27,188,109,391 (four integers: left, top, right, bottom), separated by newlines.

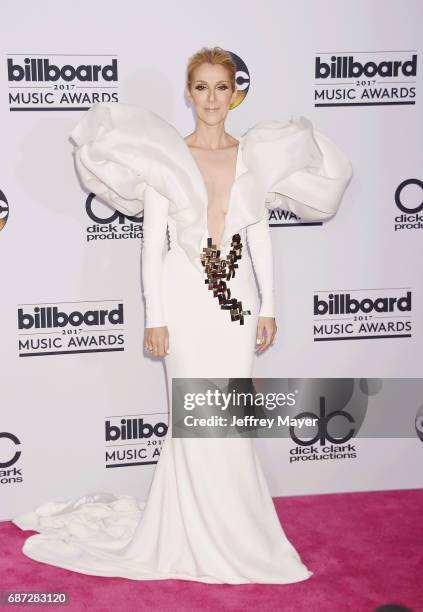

189,146,239,213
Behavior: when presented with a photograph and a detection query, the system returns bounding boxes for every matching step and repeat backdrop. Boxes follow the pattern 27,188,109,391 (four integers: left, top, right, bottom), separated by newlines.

1,0,422,519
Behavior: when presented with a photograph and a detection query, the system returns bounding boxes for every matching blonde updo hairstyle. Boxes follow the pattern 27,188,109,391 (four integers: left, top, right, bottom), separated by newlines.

186,46,236,93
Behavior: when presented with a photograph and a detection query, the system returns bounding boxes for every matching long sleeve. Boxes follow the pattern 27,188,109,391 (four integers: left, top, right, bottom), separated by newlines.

246,208,276,318
141,185,170,328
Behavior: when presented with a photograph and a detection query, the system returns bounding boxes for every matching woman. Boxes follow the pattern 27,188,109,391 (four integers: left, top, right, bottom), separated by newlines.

13,47,353,583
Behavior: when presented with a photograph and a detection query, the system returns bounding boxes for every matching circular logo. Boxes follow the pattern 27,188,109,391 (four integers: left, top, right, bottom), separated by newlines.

0,190,9,232
395,178,423,214
227,51,250,110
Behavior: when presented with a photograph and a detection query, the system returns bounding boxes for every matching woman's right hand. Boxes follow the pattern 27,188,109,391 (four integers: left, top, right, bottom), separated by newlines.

144,326,170,358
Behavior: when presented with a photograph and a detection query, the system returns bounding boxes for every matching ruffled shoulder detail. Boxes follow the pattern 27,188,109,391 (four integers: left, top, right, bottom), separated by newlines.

69,103,353,276
240,115,353,222
69,101,197,218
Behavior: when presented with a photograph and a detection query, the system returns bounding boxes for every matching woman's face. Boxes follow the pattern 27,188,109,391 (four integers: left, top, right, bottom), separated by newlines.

186,62,237,126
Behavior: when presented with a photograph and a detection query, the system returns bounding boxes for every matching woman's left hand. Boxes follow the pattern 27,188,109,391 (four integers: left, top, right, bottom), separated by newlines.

255,317,277,353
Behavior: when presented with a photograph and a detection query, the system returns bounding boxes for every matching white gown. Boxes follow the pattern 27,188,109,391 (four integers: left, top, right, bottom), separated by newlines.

12,102,353,584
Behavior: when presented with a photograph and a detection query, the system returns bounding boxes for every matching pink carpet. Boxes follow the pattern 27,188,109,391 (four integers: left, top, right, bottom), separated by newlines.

2,489,421,612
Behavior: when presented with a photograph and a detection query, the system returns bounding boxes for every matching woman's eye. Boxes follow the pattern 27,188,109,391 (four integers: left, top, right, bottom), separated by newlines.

194,85,228,91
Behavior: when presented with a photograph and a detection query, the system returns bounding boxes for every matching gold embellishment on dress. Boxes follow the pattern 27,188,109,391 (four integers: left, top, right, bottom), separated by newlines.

201,233,252,325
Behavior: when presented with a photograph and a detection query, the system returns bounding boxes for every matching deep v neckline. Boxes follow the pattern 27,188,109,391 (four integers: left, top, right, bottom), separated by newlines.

182,138,241,249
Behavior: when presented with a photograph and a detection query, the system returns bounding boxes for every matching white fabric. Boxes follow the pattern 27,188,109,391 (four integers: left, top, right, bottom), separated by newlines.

69,102,353,274
141,164,276,328
12,102,353,584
